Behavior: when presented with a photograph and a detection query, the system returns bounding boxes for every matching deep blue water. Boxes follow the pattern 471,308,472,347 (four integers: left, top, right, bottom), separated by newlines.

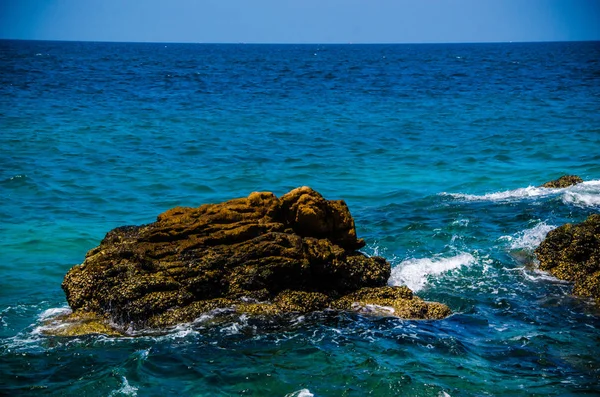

1,40,600,396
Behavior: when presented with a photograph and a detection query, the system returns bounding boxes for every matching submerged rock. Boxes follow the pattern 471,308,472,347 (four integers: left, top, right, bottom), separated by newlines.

41,311,122,337
332,286,451,319
60,187,450,335
535,214,600,302
540,175,583,188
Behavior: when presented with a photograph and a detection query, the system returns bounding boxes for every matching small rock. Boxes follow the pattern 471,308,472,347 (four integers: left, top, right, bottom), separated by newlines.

535,214,600,302
540,175,583,188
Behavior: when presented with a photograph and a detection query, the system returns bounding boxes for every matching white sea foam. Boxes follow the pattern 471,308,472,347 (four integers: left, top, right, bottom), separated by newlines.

285,389,314,397
133,348,150,361
38,307,72,321
578,180,600,187
220,313,254,336
562,192,600,208
388,252,476,291
443,185,556,202
29,307,74,336
500,222,556,250
451,218,470,227
443,179,600,205
561,180,600,208
109,376,138,396
518,267,571,284
140,307,235,338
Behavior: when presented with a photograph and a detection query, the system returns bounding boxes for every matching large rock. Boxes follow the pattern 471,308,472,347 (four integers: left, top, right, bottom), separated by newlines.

61,187,450,334
540,175,583,188
535,214,600,302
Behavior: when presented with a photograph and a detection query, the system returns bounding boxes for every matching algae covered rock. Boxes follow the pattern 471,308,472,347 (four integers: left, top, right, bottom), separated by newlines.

332,286,451,319
41,311,122,337
60,187,450,335
535,214,600,301
540,175,583,188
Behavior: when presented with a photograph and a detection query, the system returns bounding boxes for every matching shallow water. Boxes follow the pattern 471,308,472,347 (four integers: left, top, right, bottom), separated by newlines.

1,40,600,396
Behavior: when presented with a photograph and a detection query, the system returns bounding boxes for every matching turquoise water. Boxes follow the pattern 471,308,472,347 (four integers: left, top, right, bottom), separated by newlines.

1,40,600,396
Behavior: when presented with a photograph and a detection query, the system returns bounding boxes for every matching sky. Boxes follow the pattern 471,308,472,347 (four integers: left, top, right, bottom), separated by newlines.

0,0,599,44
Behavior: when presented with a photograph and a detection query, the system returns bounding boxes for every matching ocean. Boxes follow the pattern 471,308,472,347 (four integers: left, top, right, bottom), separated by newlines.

1,39,599,396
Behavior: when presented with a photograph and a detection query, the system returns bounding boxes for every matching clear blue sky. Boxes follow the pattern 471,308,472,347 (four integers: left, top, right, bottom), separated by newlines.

1,0,599,43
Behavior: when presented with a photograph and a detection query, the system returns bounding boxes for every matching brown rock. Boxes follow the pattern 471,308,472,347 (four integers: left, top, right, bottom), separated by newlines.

540,175,583,188
535,214,600,302
60,187,450,334
332,286,451,319
41,311,122,337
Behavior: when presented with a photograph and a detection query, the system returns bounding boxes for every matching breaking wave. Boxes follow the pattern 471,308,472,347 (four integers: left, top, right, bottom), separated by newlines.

442,180,600,206
441,186,555,202
499,222,557,250
388,252,477,291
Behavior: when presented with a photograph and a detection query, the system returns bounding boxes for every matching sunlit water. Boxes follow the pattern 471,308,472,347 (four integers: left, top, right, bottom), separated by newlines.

1,40,599,396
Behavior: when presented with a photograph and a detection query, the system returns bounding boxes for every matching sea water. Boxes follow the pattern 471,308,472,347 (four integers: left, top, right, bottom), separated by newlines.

1,40,599,396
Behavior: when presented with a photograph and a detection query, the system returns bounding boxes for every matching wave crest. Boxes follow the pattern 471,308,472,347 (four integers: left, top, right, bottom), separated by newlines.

388,252,476,291
442,179,600,207
442,186,553,202
500,222,556,250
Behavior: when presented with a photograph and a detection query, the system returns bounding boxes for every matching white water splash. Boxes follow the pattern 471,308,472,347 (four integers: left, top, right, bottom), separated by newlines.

30,307,74,337
451,218,470,227
133,348,150,361
512,266,573,286
442,179,600,206
388,252,476,291
562,192,600,208
562,180,600,208
442,186,555,202
109,376,138,396
285,389,314,397
500,222,556,250
38,307,72,321
220,313,253,336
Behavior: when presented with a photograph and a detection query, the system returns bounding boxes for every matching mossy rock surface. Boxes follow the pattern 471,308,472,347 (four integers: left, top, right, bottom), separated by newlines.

535,214,600,302
41,311,122,337
540,175,583,188
332,286,451,319
61,187,450,335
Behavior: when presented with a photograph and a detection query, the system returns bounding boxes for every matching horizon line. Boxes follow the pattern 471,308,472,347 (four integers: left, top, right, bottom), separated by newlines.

1,38,599,46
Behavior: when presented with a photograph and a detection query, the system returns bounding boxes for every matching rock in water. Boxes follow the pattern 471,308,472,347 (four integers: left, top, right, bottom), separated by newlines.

61,187,450,334
540,175,583,188
535,214,600,302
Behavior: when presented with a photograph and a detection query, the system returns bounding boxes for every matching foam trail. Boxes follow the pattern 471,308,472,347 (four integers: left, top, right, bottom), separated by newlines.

388,253,476,291
109,376,138,397
500,222,556,250
443,179,600,204
442,186,556,202
285,390,314,397
519,267,571,283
